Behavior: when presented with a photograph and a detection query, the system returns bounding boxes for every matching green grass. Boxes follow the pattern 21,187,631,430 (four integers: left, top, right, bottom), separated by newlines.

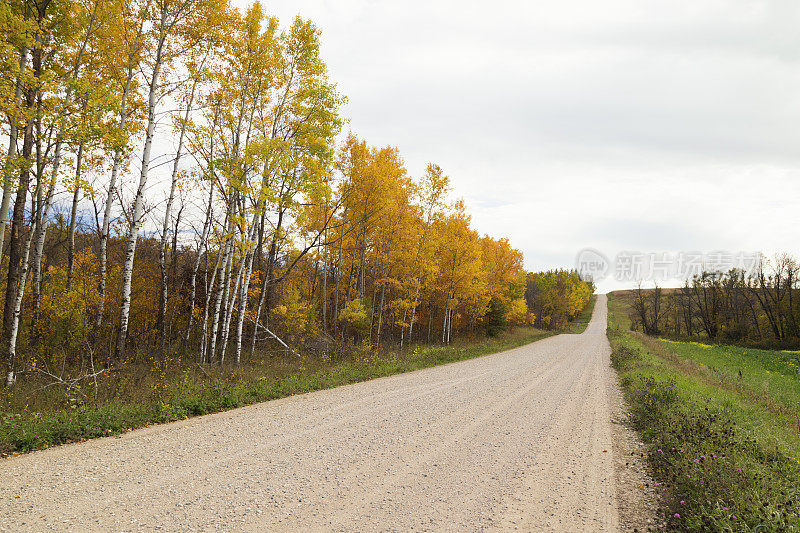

660,340,800,414
0,326,553,457
607,289,634,331
607,292,800,531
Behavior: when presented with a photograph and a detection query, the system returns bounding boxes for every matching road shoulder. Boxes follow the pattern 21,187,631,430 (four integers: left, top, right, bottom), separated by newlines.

608,343,663,531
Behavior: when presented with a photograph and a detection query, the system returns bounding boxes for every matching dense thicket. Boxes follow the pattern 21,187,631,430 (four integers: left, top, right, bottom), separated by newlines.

0,0,572,387
627,254,800,346
524,270,594,330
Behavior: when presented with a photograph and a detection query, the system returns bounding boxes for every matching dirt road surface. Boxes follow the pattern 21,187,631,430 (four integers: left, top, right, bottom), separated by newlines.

1,295,635,532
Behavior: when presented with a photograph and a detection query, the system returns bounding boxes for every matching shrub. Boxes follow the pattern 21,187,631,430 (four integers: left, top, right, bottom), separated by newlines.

485,297,508,337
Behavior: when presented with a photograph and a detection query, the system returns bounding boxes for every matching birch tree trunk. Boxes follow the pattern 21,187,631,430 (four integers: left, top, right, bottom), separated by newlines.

321,217,328,334
157,76,198,351
219,241,246,365
5,162,58,387
333,208,346,325
95,64,135,331
0,49,28,259
209,237,232,363
115,23,166,359
29,145,63,334
441,309,446,344
248,207,284,358
4,230,34,387
23,15,90,342
66,143,83,290
400,307,407,349
3,45,38,358
199,243,224,364
233,211,261,364
447,309,451,344
375,252,389,346
184,185,213,352
427,304,433,342
214,192,241,363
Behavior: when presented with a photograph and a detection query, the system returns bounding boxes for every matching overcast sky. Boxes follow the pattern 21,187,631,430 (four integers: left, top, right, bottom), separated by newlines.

236,0,800,292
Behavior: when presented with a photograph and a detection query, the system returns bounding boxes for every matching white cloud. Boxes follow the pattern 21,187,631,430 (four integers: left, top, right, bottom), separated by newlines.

235,0,800,292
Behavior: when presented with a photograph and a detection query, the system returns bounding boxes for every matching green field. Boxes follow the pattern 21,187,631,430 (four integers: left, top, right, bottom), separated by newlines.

607,292,800,531
662,340,800,417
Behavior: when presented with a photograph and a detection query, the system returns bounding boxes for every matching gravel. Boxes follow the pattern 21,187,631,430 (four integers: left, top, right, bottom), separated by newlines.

0,294,646,531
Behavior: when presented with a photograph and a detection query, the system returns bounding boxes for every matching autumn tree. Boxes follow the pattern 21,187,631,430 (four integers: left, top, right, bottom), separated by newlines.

115,0,230,359
0,0,537,389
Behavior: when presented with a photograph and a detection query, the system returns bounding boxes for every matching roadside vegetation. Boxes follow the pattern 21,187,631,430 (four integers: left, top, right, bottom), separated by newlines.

2,327,554,456
0,279,592,456
608,292,800,531
2,0,598,453
0,0,596,457
566,294,596,334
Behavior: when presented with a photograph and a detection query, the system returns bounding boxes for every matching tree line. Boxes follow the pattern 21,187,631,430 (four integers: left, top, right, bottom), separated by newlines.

0,0,597,388
524,270,594,330
628,254,800,346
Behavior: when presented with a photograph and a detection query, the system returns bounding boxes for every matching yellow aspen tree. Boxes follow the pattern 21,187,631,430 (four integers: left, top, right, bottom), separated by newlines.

115,0,230,359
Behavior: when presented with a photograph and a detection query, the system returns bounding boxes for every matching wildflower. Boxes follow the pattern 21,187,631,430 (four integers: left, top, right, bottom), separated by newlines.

680,501,685,505
674,513,680,518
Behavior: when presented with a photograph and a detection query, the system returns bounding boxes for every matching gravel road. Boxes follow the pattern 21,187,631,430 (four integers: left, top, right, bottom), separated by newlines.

1,294,629,532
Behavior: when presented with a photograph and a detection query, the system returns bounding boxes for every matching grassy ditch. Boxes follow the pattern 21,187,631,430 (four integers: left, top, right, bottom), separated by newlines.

607,293,800,531
0,326,554,457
